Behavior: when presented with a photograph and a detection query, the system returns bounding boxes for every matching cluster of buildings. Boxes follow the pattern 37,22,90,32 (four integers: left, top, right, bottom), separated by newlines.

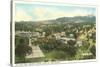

15,23,96,47
15,23,96,58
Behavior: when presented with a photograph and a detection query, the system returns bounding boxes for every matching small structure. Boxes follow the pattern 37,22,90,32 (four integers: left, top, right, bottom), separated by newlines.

59,37,76,44
76,40,83,47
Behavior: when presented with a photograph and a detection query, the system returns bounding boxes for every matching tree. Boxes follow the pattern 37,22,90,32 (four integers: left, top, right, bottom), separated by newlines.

15,44,32,62
90,45,96,57
15,38,32,62
66,40,77,57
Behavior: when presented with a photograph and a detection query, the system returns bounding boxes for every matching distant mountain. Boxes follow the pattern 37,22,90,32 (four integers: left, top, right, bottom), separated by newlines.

55,15,96,23
15,15,96,31
15,15,96,24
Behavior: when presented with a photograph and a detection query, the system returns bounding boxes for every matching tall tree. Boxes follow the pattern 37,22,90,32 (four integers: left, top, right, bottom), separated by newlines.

15,38,32,62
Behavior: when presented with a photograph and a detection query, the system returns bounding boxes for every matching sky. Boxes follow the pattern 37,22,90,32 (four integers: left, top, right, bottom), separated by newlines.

15,3,96,21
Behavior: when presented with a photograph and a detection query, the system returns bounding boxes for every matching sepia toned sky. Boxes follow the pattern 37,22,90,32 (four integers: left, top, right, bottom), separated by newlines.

15,3,96,21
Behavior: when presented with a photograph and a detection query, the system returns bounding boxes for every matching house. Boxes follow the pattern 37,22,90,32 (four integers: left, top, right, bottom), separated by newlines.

41,32,46,37
60,32,66,37
15,31,41,38
59,37,76,44
53,33,61,40
76,40,83,47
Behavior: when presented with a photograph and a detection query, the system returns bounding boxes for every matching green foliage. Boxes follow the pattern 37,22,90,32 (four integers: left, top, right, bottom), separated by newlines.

15,36,32,62
15,16,96,62
39,38,58,53
15,36,29,47
45,50,67,60
15,22,37,31
15,44,32,58
39,37,77,59
65,40,77,57
90,45,96,56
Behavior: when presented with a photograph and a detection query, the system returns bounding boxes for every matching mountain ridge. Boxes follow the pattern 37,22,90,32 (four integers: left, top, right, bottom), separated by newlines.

15,15,96,24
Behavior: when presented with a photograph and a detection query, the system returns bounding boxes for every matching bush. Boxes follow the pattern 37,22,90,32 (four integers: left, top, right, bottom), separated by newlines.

45,50,67,61
90,45,96,56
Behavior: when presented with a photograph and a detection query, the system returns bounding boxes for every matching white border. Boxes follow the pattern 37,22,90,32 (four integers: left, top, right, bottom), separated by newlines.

12,1,15,66
11,1,98,67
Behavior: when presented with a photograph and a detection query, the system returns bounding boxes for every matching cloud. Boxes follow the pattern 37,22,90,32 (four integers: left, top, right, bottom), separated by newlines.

15,5,95,21
33,7,68,20
33,7,48,20
33,7,92,21
15,9,33,21
70,9,91,16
